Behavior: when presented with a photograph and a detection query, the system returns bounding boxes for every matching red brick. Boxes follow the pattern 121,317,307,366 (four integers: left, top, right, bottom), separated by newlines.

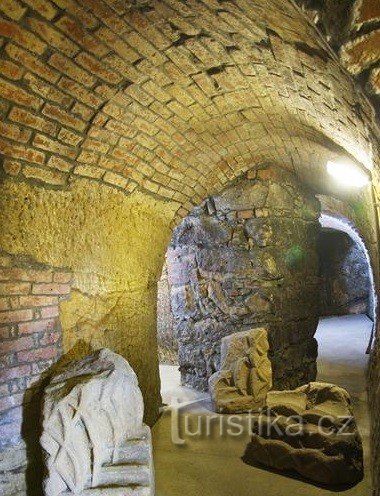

341,30,380,75
23,72,70,105
18,318,55,335
0,59,24,80
0,138,45,165
48,53,96,87
39,330,61,346
55,16,110,58
0,0,27,21
0,309,33,324
57,127,83,147
22,0,57,20
32,134,77,159
71,102,94,121
42,103,86,131
23,165,67,186
40,306,59,319
0,336,34,354
5,44,59,84
51,0,99,30
355,0,380,25
0,20,46,54
0,121,31,143
47,156,74,172
28,18,79,57
0,298,10,311
9,106,58,135
53,272,72,283
18,346,58,363
0,267,52,283
32,283,71,295
0,77,42,110
75,52,123,84
95,26,140,63
0,364,31,382
9,297,19,309
77,0,127,34
18,295,58,308
0,282,31,295
58,77,104,108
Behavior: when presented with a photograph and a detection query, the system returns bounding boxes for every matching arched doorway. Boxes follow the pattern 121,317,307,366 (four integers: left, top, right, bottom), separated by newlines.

315,212,377,396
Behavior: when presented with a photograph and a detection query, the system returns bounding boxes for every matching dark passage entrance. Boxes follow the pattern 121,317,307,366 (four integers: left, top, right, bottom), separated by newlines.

318,228,372,318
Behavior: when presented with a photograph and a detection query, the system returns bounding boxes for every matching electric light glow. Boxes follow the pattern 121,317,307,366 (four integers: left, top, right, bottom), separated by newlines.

327,159,370,188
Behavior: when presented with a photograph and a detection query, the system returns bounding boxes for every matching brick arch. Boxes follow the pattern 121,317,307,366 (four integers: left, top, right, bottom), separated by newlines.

0,0,379,219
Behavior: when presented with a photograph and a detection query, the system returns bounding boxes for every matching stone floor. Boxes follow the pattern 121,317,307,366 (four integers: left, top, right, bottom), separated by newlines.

153,314,373,496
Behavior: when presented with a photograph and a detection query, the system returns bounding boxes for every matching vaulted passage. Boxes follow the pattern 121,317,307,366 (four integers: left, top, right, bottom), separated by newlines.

0,1,379,495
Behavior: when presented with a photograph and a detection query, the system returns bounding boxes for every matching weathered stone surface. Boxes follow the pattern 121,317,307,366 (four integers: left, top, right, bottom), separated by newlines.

244,382,364,486
0,443,27,496
168,167,321,391
318,229,371,316
40,349,154,496
209,328,272,413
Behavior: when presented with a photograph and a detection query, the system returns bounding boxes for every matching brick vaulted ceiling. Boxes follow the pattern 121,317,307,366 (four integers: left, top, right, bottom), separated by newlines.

0,0,379,217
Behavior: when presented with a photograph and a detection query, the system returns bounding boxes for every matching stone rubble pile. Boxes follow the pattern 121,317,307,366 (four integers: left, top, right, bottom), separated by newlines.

209,329,364,486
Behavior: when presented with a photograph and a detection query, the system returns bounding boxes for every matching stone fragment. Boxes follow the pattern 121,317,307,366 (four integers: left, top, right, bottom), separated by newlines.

244,382,364,486
40,349,154,496
209,328,272,413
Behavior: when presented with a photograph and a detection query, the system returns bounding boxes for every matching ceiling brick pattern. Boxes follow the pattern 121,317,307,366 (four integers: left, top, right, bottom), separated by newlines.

0,0,378,220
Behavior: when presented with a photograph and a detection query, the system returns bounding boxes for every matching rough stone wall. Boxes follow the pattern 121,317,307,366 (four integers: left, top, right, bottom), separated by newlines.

296,0,380,111
157,262,178,365
167,166,321,391
318,229,371,316
0,0,378,492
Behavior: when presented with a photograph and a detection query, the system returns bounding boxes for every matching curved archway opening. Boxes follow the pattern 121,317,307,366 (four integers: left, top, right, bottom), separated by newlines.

319,212,377,345
314,212,376,397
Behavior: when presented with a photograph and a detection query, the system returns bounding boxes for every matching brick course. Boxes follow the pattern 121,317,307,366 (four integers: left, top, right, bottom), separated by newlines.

0,252,72,450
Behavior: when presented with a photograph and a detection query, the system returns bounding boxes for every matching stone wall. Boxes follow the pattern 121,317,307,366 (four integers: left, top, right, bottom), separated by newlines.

157,262,177,364
167,166,321,391
318,229,371,316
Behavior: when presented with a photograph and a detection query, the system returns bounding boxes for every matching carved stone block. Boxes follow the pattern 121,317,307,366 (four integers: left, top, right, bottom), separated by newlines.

40,349,154,496
208,328,272,413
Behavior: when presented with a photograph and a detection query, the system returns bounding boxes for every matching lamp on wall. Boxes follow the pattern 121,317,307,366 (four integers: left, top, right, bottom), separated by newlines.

327,159,371,188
